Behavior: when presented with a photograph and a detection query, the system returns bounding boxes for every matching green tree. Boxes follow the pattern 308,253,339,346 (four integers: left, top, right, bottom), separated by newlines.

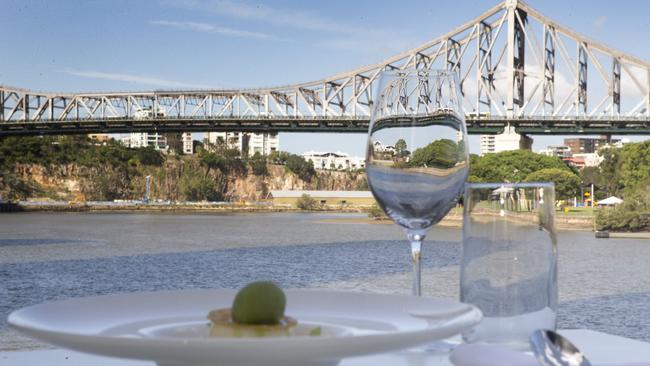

597,147,622,195
593,141,650,232
181,174,223,202
250,152,268,176
580,166,601,187
394,139,408,157
470,149,571,183
617,140,650,194
524,168,581,200
268,151,291,165
409,139,461,168
135,146,164,166
199,150,225,176
286,154,316,182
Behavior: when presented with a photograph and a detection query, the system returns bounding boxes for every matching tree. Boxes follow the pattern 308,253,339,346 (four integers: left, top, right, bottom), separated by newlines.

286,154,316,182
580,166,601,187
470,149,571,183
593,141,650,232
394,139,408,157
199,150,226,176
598,147,622,196
617,140,650,194
524,168,580,200
268,151,291,165
181,174,223,202
135,146,164,166
409,139,461,169
250,152,268,176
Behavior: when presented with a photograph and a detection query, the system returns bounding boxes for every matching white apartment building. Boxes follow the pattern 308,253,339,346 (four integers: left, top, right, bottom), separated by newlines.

302,151,366,170
127,132,167,150
204,132,279,156
166,132,194,154
479,125,533,155
371,140,395,154
539,145,573,158
479,135,496,155
122,132,193,154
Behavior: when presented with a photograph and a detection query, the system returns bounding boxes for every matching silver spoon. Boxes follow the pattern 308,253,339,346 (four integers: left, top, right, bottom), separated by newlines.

530,329,650,366
530,329,591,366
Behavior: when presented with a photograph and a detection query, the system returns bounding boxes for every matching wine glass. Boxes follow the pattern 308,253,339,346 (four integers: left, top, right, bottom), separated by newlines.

366,68,469,296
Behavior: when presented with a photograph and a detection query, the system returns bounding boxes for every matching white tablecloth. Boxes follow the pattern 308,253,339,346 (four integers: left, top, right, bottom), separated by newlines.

2,330,650,366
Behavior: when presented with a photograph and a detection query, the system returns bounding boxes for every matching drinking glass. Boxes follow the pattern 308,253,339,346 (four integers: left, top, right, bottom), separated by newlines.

461,183,558,348
366,68,469,296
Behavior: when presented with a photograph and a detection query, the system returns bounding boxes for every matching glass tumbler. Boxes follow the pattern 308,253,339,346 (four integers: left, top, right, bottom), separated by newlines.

460,183,558,348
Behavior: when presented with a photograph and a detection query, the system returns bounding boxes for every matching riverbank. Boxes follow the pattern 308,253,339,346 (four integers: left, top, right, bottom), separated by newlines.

7,201,647,234
327,208,597,231
12,201,370,214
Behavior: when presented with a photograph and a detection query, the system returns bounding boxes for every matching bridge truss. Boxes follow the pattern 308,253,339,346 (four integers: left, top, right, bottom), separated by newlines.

1,0,649,136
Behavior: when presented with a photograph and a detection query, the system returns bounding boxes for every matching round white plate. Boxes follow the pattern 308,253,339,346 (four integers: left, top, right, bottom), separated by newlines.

8,289,481,366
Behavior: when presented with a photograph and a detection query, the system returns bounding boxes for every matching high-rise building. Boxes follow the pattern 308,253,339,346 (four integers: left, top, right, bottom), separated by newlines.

204,132,279,156
479,135,496,155
479,126,533,155
127,133,167,150
87,134,110,144
539,145,572,158
563,136,620,154
166,132,193,154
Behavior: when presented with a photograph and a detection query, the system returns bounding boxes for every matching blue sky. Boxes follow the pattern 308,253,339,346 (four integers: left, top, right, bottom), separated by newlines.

1,0,649,155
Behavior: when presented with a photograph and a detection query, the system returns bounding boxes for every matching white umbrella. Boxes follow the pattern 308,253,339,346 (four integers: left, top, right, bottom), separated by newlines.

597,196,623,205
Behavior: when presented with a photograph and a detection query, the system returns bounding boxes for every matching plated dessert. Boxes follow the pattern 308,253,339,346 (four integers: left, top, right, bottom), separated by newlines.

207,281,321,337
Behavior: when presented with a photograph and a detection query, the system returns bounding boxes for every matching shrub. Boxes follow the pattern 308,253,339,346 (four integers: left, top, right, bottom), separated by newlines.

596,184,650,232
367,203,387,220
296,194,319,210
596,208,650,232
181,175,223,202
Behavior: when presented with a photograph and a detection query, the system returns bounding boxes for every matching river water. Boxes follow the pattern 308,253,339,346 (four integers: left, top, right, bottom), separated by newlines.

1,212,650,350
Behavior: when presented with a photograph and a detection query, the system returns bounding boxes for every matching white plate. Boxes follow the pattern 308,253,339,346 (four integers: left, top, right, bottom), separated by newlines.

8,289,481,366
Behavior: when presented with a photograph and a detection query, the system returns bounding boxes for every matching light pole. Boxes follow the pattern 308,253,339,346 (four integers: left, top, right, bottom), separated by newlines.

145,175,151,204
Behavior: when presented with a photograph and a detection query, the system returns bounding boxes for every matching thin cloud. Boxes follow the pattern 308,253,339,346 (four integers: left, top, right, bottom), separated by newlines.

162,0,359,34
593,15,607,29
150,20,276,40
160,0,414,53
61,69,215,89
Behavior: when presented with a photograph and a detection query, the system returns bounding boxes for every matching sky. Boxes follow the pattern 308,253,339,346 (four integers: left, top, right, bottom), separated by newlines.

1,0,649,156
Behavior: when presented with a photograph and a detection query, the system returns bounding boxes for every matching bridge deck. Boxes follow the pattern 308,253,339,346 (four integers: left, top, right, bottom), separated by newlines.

0,117,648,136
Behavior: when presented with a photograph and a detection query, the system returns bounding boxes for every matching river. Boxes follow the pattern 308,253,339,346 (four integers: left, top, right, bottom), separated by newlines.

1,212,649,350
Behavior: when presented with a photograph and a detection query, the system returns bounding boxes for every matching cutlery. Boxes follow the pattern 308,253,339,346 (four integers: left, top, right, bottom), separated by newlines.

530,329,650,366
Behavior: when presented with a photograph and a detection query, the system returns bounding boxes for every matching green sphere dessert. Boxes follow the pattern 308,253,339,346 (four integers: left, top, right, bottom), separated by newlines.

207,281,322,338
231,281,286,325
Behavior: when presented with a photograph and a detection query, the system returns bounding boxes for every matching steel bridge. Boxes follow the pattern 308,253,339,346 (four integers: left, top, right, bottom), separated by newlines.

1,0,649,136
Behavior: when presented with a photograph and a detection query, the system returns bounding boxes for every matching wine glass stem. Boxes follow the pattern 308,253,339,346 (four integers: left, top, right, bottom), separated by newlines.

408,231,425,296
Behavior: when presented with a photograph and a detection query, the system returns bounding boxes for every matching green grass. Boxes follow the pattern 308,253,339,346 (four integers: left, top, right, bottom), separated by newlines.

557,206,595,217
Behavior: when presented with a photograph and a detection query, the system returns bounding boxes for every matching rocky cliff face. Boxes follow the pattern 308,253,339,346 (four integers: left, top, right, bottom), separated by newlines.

228,165,367,202
8,161,367,202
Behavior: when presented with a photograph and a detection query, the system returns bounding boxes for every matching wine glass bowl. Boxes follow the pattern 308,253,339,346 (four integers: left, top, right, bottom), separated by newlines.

366,68,469,296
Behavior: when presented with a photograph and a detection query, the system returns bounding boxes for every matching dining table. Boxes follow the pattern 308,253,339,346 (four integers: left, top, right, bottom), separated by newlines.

2,329,650,366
